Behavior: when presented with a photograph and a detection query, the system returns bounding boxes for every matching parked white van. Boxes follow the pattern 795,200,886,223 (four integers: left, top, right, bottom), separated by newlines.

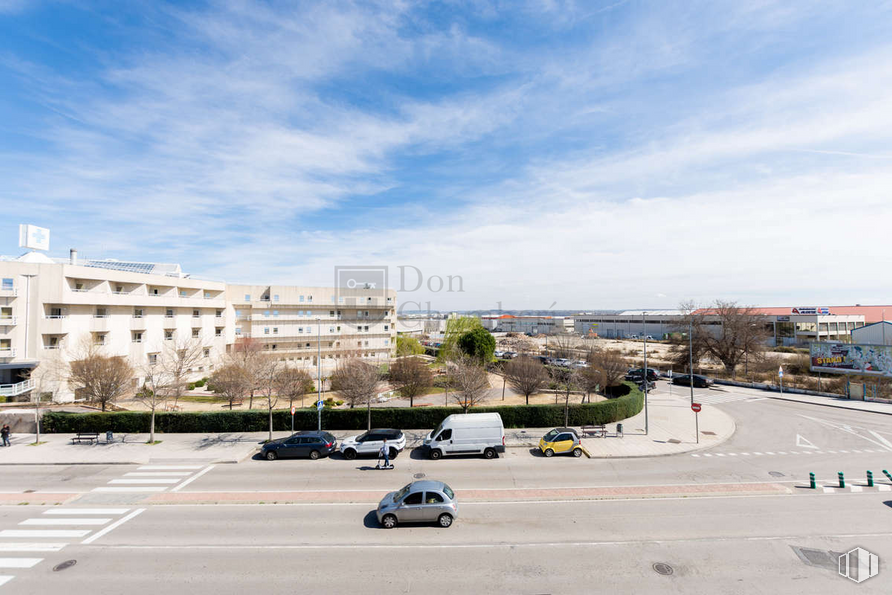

423,413,506,460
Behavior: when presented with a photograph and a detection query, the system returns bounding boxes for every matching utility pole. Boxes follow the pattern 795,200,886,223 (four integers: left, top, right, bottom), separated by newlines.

690,319,697,444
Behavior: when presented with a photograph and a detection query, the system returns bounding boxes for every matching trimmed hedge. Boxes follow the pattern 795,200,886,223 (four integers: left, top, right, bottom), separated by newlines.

42,385,644,434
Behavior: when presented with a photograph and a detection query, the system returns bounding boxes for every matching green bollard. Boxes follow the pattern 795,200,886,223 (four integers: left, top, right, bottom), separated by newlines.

867,471,874,487
884,469,892,483
838,472,845,488
809,472,816,489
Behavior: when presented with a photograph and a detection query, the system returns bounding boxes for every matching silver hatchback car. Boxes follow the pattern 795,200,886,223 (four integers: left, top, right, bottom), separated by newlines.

377,480,458,529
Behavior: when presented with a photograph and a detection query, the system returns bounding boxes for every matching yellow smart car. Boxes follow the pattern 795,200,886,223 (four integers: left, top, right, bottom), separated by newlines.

538,428,583,458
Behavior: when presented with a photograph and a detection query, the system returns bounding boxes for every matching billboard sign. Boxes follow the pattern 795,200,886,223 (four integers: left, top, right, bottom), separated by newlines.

18,224,50,251
810,342,892,377
792,307,830,315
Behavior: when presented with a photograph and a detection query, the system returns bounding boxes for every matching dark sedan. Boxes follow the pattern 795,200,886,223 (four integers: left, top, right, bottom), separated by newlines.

261,431,338,460
671,374,713,388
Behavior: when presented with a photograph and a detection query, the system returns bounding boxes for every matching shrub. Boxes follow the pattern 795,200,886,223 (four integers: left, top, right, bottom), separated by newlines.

187,383,196,391
42,385,643,433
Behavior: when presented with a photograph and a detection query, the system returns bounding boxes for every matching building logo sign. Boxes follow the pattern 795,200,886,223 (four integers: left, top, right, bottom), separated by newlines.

839,547,879,583
334,266,388,306
18,224,50,251
792,307,830,315
811,342,892,377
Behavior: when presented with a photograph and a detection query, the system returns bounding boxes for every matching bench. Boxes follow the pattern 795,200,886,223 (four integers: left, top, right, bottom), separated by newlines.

72,432,99,444
581,425,607,438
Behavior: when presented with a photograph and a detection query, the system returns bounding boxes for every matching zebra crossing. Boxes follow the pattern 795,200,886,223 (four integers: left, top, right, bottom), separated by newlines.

0,507,139,588
692,448,889,458
92,464,211,493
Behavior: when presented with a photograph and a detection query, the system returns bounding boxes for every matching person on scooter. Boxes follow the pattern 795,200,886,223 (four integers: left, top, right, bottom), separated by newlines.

379,440,391,468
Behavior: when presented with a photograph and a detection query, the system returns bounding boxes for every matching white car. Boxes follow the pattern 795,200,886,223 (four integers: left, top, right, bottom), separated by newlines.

340,429,406,460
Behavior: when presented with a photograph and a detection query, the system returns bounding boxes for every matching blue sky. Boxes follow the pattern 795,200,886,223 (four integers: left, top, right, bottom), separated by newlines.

2,0,892,311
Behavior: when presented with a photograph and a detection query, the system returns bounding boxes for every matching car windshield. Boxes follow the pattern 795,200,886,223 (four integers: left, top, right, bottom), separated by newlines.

544,429,560,440
394,483,413,501
432,422,444,437
323,432,336,442
356,431,369,441
442,484,454,500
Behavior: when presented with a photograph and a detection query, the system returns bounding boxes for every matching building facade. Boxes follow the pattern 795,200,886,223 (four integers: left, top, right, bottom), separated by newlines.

484,315,574,335
0,251,397,402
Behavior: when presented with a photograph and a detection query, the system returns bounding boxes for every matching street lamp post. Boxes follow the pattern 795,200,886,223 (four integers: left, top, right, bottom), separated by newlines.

643,312,648,435
689,319,698,444
316,318,322,431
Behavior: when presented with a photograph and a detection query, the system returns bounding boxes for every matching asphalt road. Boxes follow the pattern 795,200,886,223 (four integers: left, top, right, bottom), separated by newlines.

1,386,891,593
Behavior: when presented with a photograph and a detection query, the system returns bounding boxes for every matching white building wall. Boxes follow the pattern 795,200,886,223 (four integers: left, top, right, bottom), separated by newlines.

851,321,892,346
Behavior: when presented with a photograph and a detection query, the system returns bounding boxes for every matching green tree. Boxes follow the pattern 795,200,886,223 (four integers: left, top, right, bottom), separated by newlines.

458,327,496,362
396,336,425,357
437,316,483,361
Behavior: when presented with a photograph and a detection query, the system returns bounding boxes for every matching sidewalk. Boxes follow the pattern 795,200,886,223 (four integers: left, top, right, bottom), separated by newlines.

765,392,892,415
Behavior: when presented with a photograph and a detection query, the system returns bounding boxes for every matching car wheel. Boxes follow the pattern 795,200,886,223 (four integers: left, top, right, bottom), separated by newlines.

544,448,554,458
343,449,357,460
429,449,442,460
309,450,320,460
381,514,397,529
572,447,582,458
438,513,454,528
265,451,278,461
389,447,398,459
483,448,496,459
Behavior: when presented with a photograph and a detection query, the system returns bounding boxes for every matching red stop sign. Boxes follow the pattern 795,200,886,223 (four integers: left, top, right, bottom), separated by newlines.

691,403,702,413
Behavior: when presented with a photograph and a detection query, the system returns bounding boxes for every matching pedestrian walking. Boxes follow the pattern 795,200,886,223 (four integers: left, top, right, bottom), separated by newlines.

378,439,391,469
1,424,10,447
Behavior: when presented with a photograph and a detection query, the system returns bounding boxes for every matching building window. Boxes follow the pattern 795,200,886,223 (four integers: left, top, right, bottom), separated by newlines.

134,309,144,318
204,348,210,358
180,290,187,297
273,328,278,334
329,327,335,333
244,294,251,302
216,310,223,317
166,309,174,318
165,330,174,340
264,328,270,335
308,296,313,302
1,278,13,291
193,309,200,318
298,327,303,334
305,343,310,348
387,297,392,302
364,341,369,346
384,325,389,331
336,326,341,331
364,311,369,317
364,326,369,331
273,294,279,302
385,339,389,346
300,295,305,302
273,310,279,317
215,328,223,337
271,344,277,350
148,353,158,365
150,287,159,295
204,292,211,299
330,311,335,317
133,332,143,343
235,328,242,335
95,308,108,318
94,333,106,346
192,329,200,338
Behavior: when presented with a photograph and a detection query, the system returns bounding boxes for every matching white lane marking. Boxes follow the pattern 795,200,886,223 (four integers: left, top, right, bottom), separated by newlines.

777,452,786,455
108,479,179,485
123,472,192,477
796,434,819,449
850,486,863,493
0,558,41,569
91,487,166,493
702,454,712,457
0,544,66,552
879,485,891,492
691,454,699,457
838,450,849,454
753,452,763,455
138,465,204,470
170,466,216,492
82,509,145,545
0,530,90,538
740,452,750,456
727,453,737,456
715,453,725,457
0,576,13,586
44,509,129,515
20,518,109,526
765,451,775,455
852,450,862,453
868,430,892,452
826,450,837,454
823,487,836,493
789,451,798,455
101,530,892,550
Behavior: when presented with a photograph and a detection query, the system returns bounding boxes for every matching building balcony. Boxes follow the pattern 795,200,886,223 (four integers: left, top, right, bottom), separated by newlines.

0,316,16,326
0,378,33,397
42,317,69,334
90,317,110,332
0,288,16,298
163,317,178,329
0,348,15,358
191,317,203,327
131,317,147,330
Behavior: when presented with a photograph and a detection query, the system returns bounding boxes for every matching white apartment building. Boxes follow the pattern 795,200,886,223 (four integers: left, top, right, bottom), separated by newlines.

0,250,232,402
227,284,397,374
1,249,398,403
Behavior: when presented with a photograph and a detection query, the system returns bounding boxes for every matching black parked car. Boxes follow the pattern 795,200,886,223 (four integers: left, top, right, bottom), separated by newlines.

625,368,660,382
671,374,713,388
261,431,338,460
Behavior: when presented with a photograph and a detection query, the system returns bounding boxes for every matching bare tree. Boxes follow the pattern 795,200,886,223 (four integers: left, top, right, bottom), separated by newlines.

550,334,577,359
676,300,772,378
209,362,251,410
586,348,628,397
160,337,204,410
138,357,170,443
231,337,263,408
503,356,548,405
26,351,65,444
331,359,381,430
67,341,134,412
389,356,433,407
255,355,281,442
450,357,490,413
550,366,579,427
274,367,314,410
